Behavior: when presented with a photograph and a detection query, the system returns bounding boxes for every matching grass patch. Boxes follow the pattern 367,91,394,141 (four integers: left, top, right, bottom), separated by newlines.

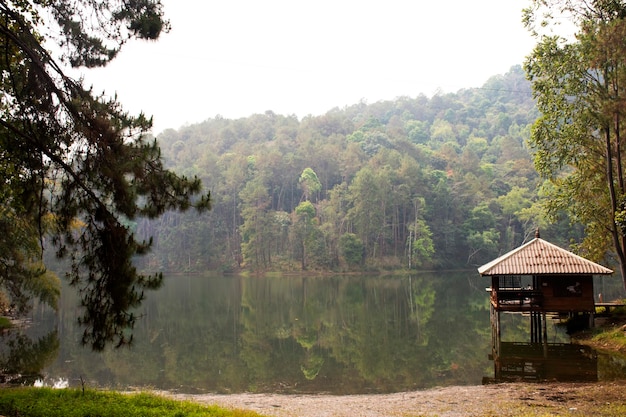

591,323,626,349
0,316,12,330
574,301,626,352
0,387,264,417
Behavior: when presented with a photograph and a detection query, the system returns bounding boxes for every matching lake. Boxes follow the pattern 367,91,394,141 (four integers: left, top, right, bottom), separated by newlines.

5,271,626,394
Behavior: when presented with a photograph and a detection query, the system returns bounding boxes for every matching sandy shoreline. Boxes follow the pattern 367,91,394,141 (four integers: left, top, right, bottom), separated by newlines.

161,381,626,416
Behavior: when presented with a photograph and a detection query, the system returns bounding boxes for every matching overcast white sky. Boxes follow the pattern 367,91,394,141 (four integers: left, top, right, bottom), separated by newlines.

79,1,537,134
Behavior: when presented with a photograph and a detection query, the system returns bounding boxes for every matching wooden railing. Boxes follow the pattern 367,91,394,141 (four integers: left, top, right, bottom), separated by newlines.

491,289,543,310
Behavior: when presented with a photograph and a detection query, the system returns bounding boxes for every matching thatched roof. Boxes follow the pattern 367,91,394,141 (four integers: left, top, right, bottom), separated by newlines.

478,236,613,276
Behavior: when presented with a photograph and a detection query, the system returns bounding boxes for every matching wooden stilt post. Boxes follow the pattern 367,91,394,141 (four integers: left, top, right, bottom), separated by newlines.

497,309,501,357
490,304,501,359
530,312,538,343
537,311,548,358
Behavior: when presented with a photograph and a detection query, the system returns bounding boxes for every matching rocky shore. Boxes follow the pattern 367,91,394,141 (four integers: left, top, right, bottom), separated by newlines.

165,380,626,417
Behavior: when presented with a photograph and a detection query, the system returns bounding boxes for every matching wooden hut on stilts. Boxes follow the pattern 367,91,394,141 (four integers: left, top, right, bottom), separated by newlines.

478,230,613,381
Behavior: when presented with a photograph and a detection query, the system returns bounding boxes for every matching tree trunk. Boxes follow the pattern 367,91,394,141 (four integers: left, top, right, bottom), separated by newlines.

604,125,626,290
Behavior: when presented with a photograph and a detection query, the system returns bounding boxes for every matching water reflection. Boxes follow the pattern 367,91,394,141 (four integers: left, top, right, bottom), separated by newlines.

484,311,626,384
486,342,598,383
0,330,59,385
6,272,626,394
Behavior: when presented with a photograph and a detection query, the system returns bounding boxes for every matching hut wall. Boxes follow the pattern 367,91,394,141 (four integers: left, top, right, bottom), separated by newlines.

539,275,595,312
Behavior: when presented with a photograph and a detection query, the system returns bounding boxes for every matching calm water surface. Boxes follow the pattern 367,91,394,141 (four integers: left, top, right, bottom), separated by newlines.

7,272,626,394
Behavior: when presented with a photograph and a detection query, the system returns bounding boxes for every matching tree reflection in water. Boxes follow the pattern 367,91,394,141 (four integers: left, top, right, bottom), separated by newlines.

12,272,626,394
0,330,59,385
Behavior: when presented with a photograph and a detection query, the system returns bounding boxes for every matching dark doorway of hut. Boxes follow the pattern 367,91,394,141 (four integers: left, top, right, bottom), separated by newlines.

478,230,614,384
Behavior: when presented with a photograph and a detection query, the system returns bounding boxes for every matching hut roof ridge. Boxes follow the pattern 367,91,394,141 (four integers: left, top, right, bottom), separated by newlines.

477,237,613,276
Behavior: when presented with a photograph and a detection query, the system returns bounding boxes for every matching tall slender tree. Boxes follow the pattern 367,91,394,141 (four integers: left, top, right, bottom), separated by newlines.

0,1,210,350
524,0,626,288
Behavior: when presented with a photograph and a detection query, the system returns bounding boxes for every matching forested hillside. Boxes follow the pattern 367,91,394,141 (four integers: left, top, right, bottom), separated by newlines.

132,66,573,273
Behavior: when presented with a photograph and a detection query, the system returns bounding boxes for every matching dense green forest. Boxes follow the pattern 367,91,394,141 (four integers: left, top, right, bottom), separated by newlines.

128,65,576,273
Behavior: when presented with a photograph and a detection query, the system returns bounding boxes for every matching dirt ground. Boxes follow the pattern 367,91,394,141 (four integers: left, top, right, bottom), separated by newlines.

165,381,626,417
